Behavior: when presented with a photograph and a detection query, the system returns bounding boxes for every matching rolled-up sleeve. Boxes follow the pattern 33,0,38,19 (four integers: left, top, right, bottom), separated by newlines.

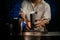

19,1,28,15
42,3,51,23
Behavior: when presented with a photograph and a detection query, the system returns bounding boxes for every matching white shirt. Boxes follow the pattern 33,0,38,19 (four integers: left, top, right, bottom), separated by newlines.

20,0,51,31
20,0,51,23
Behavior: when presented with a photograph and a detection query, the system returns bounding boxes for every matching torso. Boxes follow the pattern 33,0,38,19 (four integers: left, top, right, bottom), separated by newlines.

25,1,45,21
24,1,46,32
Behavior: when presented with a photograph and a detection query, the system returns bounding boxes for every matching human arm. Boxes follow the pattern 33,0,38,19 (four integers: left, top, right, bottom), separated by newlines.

39,3,51,27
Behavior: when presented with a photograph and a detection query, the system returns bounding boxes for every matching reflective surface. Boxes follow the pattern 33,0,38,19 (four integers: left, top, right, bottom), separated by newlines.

19,32,60,40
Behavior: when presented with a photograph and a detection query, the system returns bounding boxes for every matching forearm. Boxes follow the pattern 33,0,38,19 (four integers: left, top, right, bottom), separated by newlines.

20,11,26,22
26,21,31,28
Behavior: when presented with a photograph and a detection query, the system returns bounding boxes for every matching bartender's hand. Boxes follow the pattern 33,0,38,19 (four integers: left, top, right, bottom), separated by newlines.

40,19,48,27
26,19,41,28
26,20,41,28
26,19,48,28
34,19,48,28
40,21,46,27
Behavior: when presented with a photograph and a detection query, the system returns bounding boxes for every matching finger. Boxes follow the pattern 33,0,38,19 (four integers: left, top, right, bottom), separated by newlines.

41,23,45,27
35,23,41,27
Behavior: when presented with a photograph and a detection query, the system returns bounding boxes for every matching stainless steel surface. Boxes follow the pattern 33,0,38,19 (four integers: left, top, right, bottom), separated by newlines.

20,32,60,36
19,32,60,40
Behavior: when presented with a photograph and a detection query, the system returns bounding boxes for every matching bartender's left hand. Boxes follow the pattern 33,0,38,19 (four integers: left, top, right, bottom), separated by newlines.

40,19,48,27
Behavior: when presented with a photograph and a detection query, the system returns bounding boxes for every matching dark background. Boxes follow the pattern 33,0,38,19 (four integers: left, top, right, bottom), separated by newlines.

0,0,60,40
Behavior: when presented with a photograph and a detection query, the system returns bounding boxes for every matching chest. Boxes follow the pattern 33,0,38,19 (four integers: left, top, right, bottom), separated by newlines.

27,3,45,13
26,3,45,21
